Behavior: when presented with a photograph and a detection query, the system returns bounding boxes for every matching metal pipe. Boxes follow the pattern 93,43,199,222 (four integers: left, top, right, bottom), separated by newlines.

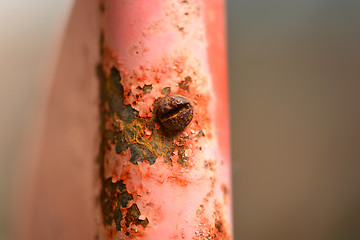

97,0,232,239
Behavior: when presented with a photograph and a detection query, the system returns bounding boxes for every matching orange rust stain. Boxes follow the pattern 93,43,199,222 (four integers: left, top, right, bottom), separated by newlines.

194,201,230,240
221,183,229,205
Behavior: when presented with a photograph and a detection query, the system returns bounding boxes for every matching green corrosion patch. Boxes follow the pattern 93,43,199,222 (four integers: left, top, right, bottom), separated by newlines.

97,64,190,166
125,204,149,228
100,178,133,230
100,179,149,231
109,67,137,124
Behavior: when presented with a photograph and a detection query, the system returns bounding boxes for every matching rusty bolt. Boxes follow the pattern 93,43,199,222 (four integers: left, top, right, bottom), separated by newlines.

157,94,193,131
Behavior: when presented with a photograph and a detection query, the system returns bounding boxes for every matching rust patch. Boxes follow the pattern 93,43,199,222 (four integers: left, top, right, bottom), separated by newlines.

165,0,202,36
96,54,207,232
176,136,190,166
161,87,171,95
100,178,133,230
141,84,153,94
221,183,230,205
197,130,205,137
98,65,172,165
204,160,215,171
179,76,192,92
124,204,149,228
194,172,230,239
194,201,230,240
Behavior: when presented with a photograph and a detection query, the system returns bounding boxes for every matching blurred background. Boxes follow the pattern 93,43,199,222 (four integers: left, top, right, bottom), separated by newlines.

0,1,72,239
1,0,360,239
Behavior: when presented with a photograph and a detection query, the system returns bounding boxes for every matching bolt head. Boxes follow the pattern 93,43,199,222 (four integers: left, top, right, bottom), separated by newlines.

157,94,193,131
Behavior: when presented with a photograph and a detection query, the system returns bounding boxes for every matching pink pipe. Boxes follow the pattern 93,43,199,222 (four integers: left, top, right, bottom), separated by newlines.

97,0,232,239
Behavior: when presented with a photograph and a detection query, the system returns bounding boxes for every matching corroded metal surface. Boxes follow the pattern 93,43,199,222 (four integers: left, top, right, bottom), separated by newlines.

97,0,231,239
157,94,193,131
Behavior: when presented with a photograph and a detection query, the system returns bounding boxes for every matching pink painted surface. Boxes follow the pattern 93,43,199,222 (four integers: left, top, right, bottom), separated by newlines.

98,0,232,239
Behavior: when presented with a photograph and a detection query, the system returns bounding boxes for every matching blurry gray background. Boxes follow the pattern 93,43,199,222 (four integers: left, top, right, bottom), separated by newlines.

229,0,360,239
0,1,72,239
1,0,360,239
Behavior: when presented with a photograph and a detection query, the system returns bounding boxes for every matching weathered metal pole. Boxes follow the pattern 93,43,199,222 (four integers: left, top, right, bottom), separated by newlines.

97,0,232,239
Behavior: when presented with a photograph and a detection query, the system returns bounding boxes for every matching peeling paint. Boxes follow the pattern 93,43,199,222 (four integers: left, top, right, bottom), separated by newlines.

100,178,133,229
125,204,149,228
161,87,171,95
179,76,192,92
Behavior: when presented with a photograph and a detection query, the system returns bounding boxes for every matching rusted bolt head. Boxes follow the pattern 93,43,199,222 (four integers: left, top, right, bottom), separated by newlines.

157,94,193,131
